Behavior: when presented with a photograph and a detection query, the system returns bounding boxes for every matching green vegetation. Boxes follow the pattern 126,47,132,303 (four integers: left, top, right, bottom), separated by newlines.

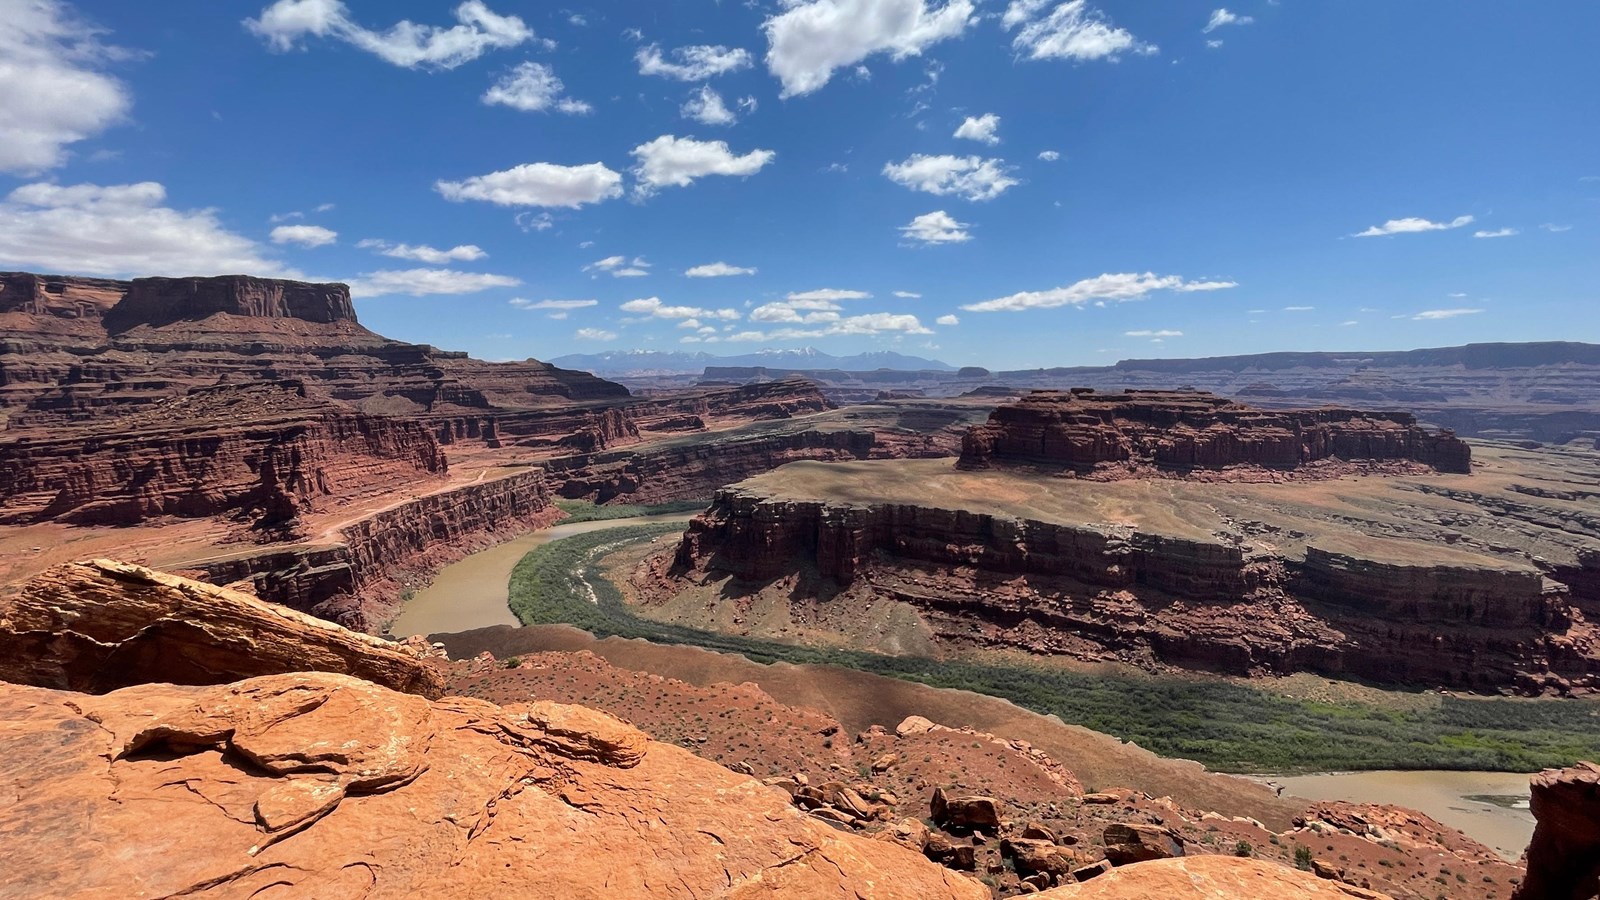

1294,844,1314,871
508,524,1600,775
553,498,709,523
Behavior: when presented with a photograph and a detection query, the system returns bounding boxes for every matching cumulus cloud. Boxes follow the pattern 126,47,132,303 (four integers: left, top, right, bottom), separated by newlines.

1352,214,1474,237
270,224,337,247
345,267,520,298
963,272,1236,313
788,288,872,301
1411,308,1484,321
900,210,972,244
0,0,132,175
1473,227,1518,239
508,298,596,310
1002,0,1156,63
681,85,737,125
883,154,1018,202
0,181,290,277
630,135,776,196
585,255,652,278
714,312,932,342
358,239,485,263
482,61,590,114
1125,329,1181,337
936,313,959,325
574,327,616,341
620,296,741,320
685,261,757,277
763,0,976,98
894,290,922,298
436,161,623,208
246,0,534,70
953,113,1001,145
636,43,752,80
1037,150,1061,161
1202,8,1253,33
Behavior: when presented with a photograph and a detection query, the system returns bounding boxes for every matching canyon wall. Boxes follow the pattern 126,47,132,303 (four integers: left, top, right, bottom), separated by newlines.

192,468,559,631
669,488,1595,692
958,389,1471,475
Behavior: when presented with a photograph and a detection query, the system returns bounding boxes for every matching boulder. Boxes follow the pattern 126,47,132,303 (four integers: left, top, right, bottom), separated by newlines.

1102,823,1185,865
931,786,1004,832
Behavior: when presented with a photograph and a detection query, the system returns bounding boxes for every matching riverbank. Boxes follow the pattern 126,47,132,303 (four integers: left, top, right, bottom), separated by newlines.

1274,770,1536,860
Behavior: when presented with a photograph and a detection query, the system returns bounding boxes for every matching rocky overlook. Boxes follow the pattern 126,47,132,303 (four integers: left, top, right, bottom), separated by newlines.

957,389,1471,475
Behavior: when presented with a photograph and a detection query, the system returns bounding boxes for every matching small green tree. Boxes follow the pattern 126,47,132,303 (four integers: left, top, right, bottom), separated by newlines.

1294,844,1314,870
1234,840,1253,857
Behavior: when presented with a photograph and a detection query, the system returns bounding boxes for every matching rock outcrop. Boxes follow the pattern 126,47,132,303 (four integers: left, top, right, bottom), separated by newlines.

1515,761,1600,900
0,672,989,898
0,559,444,697
955,389,1471,475
1033,857,1391,898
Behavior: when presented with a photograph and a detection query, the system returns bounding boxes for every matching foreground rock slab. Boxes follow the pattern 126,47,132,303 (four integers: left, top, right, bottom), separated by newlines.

0,559,444,698
1033,857,1392,898
0,672,989,899
1515,760,1600,900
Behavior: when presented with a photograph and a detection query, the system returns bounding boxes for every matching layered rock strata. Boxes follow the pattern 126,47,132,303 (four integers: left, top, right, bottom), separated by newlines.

0,672,990,899
1515,761,1600,900
0,559,443,697
958,389,1471,475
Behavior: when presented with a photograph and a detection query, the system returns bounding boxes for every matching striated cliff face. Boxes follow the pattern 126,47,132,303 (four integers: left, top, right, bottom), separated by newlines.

664,462,1599,693
957,389,1471,475
106,274,358,330
193,468,560,631
0,381,448,527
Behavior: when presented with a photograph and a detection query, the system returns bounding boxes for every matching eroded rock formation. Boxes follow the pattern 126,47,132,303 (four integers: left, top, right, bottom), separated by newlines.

1515,761,1600,900
954,389,1471,475
1036,857,1391,898
0,559,443,697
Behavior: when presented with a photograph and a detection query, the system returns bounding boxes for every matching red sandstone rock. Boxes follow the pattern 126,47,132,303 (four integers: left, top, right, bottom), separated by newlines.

0,559,444,697
957,389,1471,475
1514,761,1600,900
0,672,990,898
1031,857,1393,898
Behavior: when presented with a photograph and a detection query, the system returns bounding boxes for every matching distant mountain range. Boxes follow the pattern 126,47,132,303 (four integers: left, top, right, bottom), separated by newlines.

549,348,955,377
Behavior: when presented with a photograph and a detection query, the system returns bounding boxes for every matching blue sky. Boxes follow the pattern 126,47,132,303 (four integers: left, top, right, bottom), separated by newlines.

0,0,1595,368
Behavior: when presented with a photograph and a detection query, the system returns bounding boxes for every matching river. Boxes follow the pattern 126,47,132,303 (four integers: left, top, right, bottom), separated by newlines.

386,512,697,639
1276,770,1534,859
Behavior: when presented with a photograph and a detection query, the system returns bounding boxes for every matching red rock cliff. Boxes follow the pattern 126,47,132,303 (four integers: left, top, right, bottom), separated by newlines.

1515,761,1600,900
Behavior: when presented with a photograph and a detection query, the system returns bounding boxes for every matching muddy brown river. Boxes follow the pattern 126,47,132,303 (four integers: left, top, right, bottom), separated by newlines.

1276,770,1534,859
387,513,696,639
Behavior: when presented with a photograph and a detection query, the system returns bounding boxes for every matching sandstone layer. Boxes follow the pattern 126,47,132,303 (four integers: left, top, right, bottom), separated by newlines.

1038,857,1389,898
656,450,1600,693
0,671,989,899
1514,761,1600,900
957,389,1470,475
0,559,443,697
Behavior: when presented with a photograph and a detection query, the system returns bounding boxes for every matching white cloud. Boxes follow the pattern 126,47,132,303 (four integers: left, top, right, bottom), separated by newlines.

630,135,776,196
0,0,132,175
1202,8,1253,33
346,267,520,298
1125,329,1181,337
900,210,972,244
1037,150,1061,162
585,255,652,278
936,313,959,325
246,0,534,70
1282,305,1314,311
1352,214,1474,237
681,85,737,126
270,224,337,247
1473,227,1518,239
1341,320,1359,326
953,113,1001,145
788,288,872,301
894,290,922,298
685,261,757,277
1205,39,1223,49
620,296,740,320
0,181,291,277
1003,0,1156,63
514,211,554,232
482,61,590,114
636,43,752,80
883,154,1019,201
964,272,1237,313
750,298,845,324
575,327,617,341
1411,308,1483,321
359,239,486,263
436,161,623,208
718,312,933,341
1541,223,1573,233
762,0,976,98
509,297,596,310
